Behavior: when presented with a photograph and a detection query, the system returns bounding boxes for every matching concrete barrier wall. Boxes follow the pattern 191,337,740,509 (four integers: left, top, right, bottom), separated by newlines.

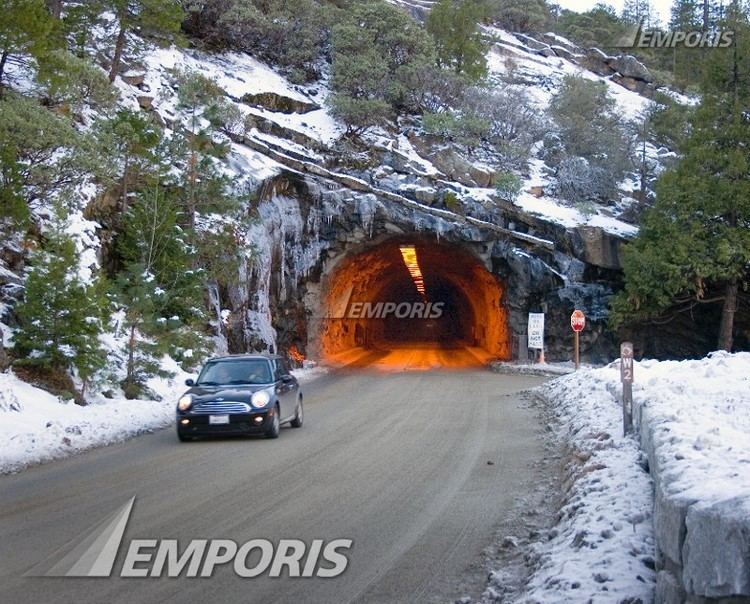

634,399,750,603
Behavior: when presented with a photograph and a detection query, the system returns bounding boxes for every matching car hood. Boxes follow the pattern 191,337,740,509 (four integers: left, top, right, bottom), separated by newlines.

185,384,271,404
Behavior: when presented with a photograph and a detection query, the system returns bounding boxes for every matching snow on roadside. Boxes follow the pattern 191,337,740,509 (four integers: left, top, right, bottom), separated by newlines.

508,367,656,603
291,364,329,384
513,352,750,602
0,363,191,475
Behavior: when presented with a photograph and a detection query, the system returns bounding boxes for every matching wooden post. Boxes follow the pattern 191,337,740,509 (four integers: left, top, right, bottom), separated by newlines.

620,342,634,435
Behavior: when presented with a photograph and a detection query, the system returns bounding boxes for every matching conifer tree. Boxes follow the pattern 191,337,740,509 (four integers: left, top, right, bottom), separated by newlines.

106,0,183,82
116,181,208,396
611,12,750,351
172,69,234,228
0,0,55,91
14,227,109,397
427,0,488,81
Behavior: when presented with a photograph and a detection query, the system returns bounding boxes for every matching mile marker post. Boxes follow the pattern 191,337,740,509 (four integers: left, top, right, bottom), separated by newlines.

570,310,585,370
620,342,634,435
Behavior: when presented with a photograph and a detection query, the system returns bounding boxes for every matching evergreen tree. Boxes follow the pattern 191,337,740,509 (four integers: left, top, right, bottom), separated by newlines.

94,109,162,214
37,50,116,111
670,0,701,29
14,227,109,397
329,1,435,134
611,16,750,351
61,1,105,57
0,92,81,223
171,68,236,227
0,0,56,91
556,4,628,49
116,181,208,396
492,0,552,32
105,0,184,82
622,0,657,26
427,0,488,81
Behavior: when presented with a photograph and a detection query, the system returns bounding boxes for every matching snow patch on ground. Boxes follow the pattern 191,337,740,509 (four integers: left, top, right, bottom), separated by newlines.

512,370,656,602
291,364,329,383
0,364,191,474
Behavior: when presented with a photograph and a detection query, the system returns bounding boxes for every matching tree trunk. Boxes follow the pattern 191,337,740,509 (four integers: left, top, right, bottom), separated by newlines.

46,0,63,19
109,18,127,83
717,279,738,352
0,50,9,95
126,324,136,386
702,0,710,31
0,329,9,371
122,155,130,214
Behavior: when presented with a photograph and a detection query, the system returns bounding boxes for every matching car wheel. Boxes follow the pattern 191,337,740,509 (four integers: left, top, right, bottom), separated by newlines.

266,406,280,439
290,397,303,428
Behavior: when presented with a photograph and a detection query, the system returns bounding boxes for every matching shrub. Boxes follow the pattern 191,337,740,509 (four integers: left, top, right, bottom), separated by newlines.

495,172,523,201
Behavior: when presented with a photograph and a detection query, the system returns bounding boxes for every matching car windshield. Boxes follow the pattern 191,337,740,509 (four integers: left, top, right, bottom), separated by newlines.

196,359,273,386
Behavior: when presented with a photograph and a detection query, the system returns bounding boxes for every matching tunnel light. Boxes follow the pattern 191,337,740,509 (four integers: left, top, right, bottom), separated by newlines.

399,245,426,296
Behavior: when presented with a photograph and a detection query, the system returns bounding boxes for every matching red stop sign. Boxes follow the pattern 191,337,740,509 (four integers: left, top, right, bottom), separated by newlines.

571,309,586,332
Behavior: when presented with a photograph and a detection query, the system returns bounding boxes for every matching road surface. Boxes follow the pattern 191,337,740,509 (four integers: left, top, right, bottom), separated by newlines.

0,369,547,604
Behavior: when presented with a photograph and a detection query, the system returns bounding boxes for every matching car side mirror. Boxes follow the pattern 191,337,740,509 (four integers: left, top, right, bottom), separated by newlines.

185,378,195,387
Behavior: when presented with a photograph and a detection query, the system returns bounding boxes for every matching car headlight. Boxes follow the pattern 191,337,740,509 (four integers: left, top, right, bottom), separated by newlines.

251,390,271,409
177,395,193,411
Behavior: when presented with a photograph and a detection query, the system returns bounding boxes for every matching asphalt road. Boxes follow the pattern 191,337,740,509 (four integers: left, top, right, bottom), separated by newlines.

0,369,547,604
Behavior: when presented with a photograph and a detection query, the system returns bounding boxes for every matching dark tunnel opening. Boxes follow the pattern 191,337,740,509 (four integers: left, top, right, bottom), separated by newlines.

317,238,511,370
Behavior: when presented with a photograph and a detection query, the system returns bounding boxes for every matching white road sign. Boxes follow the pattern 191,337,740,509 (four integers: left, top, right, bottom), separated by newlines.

528,313,545,350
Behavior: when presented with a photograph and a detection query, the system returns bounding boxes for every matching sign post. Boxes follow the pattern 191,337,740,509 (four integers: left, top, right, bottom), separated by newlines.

620,342,634,435
527,313,545,363
570,310,585,370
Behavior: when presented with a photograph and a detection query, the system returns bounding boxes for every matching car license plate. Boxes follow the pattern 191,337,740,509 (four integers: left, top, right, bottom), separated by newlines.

209,414,230,425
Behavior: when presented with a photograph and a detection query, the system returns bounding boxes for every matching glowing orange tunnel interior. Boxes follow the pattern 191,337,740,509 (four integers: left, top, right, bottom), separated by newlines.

318,238,511,370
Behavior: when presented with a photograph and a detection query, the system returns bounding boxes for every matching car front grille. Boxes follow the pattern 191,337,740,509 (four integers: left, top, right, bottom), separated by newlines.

192,401,251,414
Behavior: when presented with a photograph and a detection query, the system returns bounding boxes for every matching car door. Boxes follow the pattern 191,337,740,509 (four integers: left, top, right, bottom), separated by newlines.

273,359,297,421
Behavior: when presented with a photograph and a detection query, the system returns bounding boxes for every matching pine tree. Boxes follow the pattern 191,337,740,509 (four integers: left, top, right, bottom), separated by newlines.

172,69,234,227
106,0,184,82
427,0,488,81
329,1,435,134
14,228,109,397
492,0,551,32
0,92,80,223
116,181,208,396
670,0,701,29
611,15,750,351
95,109,162,214
622,0,657,27
0,0,56,91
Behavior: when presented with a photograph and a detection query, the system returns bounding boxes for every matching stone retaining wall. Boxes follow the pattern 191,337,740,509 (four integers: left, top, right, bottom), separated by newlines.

633,399,750,603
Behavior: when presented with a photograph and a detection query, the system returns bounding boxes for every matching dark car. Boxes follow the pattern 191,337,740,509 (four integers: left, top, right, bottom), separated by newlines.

176,354,303,441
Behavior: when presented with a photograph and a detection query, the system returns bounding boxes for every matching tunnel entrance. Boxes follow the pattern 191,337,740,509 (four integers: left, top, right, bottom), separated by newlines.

317,238,511,370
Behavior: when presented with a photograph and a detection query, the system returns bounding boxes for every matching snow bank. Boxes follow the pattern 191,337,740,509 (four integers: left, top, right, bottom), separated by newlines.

0,366,190,475
631,352,750,600
518,352,750,603
513,368,656,603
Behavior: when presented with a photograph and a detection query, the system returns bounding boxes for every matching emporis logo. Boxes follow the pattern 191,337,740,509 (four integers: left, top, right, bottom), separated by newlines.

616,23,734,48
25,497,352,578
326,286,444,320
347,301,444,320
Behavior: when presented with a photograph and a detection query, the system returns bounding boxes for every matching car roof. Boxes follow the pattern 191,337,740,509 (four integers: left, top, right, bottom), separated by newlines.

205,354,282,362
